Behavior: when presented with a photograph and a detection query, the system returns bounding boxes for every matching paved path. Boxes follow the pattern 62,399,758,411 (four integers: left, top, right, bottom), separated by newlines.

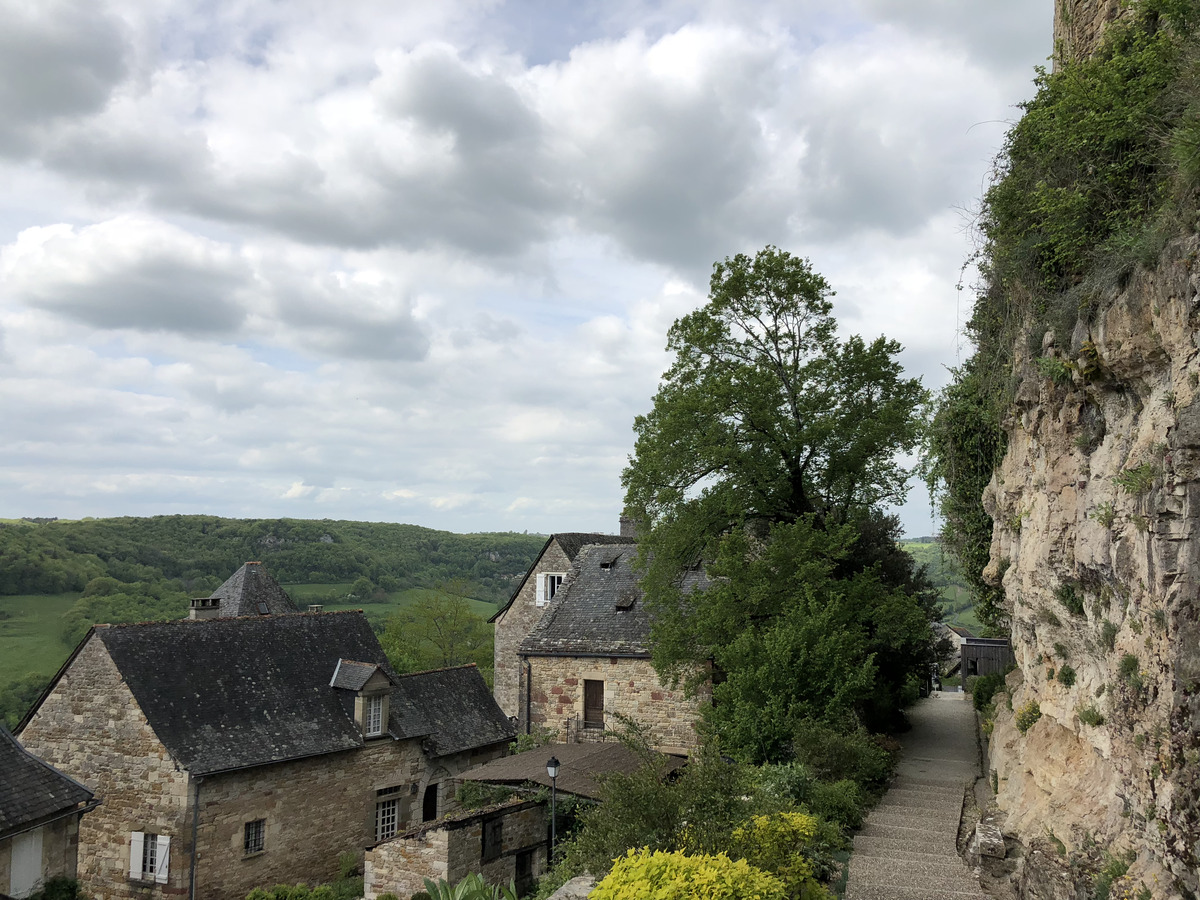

843,691,984,900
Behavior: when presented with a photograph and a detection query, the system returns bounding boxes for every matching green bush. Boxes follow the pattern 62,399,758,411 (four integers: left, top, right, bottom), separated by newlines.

730,812,831,899
807,779,865,831
791,720,892,793
1100,620,1119,652
590,848,787,900
25,878,85,900
972,670,1011,711
1015,701,1042,735
1056,583,1085,618
1057,665,1077,687
1078,705,1106,727
1119,653,1145,692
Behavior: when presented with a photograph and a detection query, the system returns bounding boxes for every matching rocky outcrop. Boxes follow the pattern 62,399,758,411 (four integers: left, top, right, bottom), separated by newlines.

1053,0,1132,65
982,235,1200,899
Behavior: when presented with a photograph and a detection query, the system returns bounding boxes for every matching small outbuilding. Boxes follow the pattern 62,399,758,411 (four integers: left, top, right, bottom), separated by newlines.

0,725,97,899
961,637,1015,677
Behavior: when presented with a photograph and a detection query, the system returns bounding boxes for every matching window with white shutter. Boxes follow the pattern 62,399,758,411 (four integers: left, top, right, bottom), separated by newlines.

536,573,564,607
130,833,170,883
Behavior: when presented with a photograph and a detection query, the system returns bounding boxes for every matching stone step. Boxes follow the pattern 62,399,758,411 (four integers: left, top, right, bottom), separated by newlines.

851,839,964,861
891,776,973,793
875,789,965,811
867,809,962,835
858,821,961,843
845,885,982,900
848,855,977,889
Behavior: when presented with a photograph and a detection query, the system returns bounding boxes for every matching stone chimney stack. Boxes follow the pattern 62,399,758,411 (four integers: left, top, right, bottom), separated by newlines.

189,597,221,620
619,514,639,539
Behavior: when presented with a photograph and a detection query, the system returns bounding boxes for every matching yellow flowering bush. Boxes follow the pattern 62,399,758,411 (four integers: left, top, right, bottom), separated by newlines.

730,813,830,899
590,848,786,900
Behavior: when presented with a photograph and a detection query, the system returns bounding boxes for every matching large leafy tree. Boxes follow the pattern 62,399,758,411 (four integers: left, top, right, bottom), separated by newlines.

622,246,935,751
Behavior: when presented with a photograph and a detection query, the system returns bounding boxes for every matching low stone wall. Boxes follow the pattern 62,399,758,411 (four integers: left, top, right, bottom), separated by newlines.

365,800,547,900
525,655,706,753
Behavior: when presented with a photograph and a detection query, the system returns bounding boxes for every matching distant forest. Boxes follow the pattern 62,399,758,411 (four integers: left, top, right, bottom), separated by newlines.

0,515,546,604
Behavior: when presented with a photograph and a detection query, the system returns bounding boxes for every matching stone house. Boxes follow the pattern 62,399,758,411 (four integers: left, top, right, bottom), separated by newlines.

513,541,710,754
363,799,547,899
0,725,98,899
17,611,514,900
490,532,632,720
187,561,298,619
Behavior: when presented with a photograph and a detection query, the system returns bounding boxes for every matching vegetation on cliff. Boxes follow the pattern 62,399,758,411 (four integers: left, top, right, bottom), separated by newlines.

925,0,1200,629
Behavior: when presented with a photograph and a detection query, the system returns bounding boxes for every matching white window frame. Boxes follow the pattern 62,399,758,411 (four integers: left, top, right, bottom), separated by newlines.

535,573,565,607
244,819,265,855
375,797,399,842
130,832,170,884
366,694,384,736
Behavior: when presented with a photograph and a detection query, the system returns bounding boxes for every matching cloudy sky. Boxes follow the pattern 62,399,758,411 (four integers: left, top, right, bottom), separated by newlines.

0,0,1050,536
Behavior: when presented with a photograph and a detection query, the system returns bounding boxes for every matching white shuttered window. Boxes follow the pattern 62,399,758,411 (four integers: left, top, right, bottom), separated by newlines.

130,833,170,883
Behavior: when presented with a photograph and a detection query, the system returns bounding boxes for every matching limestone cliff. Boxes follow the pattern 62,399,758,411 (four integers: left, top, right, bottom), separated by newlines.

968,5,1200,898
984,236,1200,898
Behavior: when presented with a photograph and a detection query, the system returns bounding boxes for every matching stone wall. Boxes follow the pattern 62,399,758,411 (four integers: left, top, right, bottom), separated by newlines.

1053,0,1132,65
983,235,1200,897
525,655,706,753
365,801,547,900
19,634,192,900
493,540,564,719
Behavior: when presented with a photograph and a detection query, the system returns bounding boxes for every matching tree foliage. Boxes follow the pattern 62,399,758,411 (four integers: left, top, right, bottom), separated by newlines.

622,246,935,747
379,588,493,676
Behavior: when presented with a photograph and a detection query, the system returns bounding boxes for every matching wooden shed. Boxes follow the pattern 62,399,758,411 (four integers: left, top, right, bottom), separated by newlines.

961,637,1015,677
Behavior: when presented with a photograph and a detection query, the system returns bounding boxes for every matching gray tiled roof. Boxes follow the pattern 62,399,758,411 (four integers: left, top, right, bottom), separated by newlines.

94,611,425,775
0,725,94,838
397,666,515,757
519,543,708,656
330,659,386,691
209,562,298,617
489,533,631,624
460,741,685,800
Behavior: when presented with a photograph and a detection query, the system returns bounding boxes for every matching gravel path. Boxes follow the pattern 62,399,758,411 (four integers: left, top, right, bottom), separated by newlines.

843,691,984,900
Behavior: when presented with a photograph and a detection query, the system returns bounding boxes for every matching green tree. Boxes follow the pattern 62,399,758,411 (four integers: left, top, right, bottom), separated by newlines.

380,590,492,675
622,246,934,746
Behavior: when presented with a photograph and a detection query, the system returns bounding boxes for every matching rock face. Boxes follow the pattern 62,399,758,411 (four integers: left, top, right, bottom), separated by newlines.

983,234,1200,898
1052,0,1132,65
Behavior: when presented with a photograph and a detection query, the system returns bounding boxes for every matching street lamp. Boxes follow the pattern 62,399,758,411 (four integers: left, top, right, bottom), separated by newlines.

546,756,560,858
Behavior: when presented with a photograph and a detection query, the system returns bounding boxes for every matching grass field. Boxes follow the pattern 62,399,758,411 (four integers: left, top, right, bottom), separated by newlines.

0,593,81,684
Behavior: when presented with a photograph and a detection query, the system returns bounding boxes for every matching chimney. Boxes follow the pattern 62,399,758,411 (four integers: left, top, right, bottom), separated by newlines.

308,604,324,613
189,597,221,620
619,514,639,539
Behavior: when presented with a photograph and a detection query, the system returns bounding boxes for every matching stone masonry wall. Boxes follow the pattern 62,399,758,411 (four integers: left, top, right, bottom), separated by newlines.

526,655,706,753
1053,0,1133,66
196,740,424,900
493,540,566,719
365,801,547,900
19,634,192,900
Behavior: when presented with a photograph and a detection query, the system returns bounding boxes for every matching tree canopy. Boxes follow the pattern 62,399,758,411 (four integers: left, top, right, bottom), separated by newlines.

622,246,935,751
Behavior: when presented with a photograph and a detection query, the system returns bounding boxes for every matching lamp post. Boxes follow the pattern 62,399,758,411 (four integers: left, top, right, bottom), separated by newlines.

546,755,560,859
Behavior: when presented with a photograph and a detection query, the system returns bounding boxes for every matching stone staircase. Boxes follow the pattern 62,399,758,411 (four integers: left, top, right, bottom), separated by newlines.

844,691,984,900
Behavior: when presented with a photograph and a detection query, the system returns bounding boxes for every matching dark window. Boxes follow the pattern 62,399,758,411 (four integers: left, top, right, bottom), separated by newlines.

244,820,265,854
482,817,503,862
583,679,604,729
422,783,438,822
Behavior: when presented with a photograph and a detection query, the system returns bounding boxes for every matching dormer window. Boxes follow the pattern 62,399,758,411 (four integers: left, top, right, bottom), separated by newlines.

366,695,384,736
536,573,564,607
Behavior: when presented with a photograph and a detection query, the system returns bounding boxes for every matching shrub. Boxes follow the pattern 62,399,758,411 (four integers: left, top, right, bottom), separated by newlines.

1119,653,1145,692
791,720,892,793
1034,356,1074,384
457,781,515,810
1094,852,1133,900
1078,705,1106,727
1113,463,1159,495
1057,665,1077,687
590,848,787,900
972,670,1010,711
730,812,830,898
1056,582,1085,617
1015,701,1042,734
26,878,85,900
806,779,865,831
1053,642,1070,660
1100,620,1119,651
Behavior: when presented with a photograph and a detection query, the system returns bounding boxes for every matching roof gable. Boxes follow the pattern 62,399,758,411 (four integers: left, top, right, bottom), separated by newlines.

489,532,632,624
0,725,94,837
208,562,298,617
519,543,707,656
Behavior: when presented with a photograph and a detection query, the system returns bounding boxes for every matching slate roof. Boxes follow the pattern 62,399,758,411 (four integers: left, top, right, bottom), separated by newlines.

330,659,388,691
519,543,708,656
208,561,298,617
396,665,515,757
459,741,686,800
489,533,631,623
0,725,94,838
